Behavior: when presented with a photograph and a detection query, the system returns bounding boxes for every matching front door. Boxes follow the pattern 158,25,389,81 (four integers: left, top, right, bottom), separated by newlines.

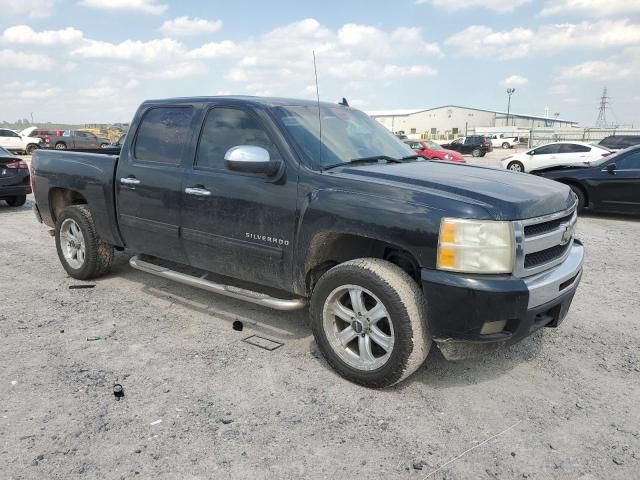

0,129,21,150
115,105,197,263
180,104,299,291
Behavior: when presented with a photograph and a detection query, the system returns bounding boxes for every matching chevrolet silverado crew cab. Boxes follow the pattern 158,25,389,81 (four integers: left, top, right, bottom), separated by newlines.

31,96,584,388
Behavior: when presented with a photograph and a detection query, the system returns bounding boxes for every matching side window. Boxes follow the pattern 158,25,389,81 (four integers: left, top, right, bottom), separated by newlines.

195,107,279,170
0,130,8,137
559,144,590,153
409,142,421,149
616,150,640,170
134,107,193,165
533,144,559,155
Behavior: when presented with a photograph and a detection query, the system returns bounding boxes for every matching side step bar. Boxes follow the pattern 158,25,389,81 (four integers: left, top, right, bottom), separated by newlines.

129,255,306,311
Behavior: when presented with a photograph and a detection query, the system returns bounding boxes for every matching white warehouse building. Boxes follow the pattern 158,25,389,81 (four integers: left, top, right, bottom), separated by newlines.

368,105,578,139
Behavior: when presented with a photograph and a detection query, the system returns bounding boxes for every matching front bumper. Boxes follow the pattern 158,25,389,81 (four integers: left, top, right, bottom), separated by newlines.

421,240,584,345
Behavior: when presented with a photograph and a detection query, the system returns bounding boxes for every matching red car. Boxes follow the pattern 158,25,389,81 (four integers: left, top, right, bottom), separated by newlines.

405,140,465,163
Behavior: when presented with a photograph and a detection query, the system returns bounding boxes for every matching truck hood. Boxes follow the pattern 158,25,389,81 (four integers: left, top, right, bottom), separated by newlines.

333,161,575,220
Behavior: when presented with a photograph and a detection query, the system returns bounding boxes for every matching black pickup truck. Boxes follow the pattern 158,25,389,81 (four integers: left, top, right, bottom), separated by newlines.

31,96,584,388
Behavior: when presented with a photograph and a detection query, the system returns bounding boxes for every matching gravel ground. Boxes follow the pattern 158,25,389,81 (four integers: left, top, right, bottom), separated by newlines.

1,194,639,480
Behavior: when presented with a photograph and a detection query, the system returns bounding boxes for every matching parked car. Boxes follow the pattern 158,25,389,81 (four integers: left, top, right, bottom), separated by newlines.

489,134,518,149
46,130,111,150
404,140,465,162
31,96,583,388
441,135,493,157
29,129,65,149
502,142,612,173
109,133,126,148
598,135,640,151
0,145,30,206
0,128,43,154
533,145,640,214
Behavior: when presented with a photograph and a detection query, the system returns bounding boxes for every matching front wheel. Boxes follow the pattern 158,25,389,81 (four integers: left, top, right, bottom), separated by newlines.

507,160,525,172
100,143,109,149
55,205,114,280
26,144,39,155
55,142,67,150
569,184,586,213
471,148,481,157
310,258,431,388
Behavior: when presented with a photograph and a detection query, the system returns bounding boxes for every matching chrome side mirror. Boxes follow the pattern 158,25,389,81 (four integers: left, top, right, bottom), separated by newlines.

224,145,282,176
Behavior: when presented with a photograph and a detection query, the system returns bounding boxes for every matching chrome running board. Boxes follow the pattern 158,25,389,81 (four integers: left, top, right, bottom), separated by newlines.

129,255,306,311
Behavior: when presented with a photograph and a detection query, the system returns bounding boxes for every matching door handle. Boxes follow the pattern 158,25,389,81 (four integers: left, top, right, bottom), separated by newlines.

120,177,141,186
185,187,211,197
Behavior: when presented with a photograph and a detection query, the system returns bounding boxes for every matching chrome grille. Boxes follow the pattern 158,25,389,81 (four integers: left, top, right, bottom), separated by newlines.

513,204,578,277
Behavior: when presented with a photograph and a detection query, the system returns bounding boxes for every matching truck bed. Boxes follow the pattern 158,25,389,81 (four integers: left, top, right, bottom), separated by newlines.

31,149,123,247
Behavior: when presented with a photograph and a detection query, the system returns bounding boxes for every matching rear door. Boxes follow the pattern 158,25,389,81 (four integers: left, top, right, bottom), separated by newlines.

115,104,198,263
595,150,640,213
180,103,299,290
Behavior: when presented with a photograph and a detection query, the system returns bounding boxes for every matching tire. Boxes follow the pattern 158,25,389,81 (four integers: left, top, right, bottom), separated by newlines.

26,144,38,155
55,142,67,150
502,142,511,149
310,258,431,388
507,160,525,172
100,143,109,149
568,184,586,213
6,195,26,207
471,148,481,157
55,205,114,280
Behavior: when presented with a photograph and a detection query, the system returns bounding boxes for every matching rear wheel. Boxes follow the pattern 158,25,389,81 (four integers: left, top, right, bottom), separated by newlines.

472,148,481,157
6,195,26,207
568,184,586,213
55,142,67,150
507,160,525,172
502,142,511,149
100,143,109,149
26,144,38,155
55,205,113,280
310,258,431,388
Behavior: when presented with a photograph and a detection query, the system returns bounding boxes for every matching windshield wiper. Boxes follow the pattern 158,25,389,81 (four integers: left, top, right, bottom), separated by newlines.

322,155,403,171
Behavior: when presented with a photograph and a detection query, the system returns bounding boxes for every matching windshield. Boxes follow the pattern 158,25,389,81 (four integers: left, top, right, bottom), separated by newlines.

273,105,415,169
426,141,442,150
0,146,12,157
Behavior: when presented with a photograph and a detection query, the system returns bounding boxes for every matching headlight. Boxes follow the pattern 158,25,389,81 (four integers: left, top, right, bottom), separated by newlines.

437,218,515,273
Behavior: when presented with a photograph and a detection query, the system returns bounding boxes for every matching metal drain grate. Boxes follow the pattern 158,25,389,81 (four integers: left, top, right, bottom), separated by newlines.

242,335,284,351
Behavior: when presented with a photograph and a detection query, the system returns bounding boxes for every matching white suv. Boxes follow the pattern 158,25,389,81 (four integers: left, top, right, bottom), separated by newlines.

0,128,42,154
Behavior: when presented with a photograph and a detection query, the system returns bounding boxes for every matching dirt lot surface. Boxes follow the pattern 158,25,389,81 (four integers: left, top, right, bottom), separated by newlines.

1,193,639,480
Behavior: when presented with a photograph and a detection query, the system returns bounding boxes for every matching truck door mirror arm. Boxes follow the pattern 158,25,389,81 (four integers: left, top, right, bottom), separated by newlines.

224,145,283,178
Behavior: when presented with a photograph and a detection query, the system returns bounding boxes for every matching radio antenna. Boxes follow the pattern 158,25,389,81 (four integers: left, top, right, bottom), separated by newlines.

313,50,322,168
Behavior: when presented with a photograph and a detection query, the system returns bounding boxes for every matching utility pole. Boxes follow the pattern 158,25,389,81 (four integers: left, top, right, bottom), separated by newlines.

506,88,516,127
30,112,34,124
595,87,610,128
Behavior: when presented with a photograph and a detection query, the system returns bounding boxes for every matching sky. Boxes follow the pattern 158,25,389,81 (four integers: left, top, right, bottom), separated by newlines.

1,0,639,126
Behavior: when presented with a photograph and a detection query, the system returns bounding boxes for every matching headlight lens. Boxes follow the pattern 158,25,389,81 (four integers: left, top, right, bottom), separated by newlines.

437,218,515,273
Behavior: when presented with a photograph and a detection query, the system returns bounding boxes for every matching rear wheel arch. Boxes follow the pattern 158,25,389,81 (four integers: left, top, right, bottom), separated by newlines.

49,188,88,223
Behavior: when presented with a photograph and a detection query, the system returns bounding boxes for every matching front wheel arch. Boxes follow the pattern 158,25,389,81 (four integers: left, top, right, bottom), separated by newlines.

563,182,588,212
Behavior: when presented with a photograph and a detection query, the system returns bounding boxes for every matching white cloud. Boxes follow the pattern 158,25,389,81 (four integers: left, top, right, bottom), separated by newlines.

20,87,61,99
539,0,640,17
72,38,185,63
187,40,238,59
416,0,531,13
501,75,528,87
559,60,637,80
0,0,56,18
337,23,441,57
380,64,438,78
78,78,139,98
159,17,222,36
0,49,52,70
2,25,83,46
78,0,167,15
446,20,640,60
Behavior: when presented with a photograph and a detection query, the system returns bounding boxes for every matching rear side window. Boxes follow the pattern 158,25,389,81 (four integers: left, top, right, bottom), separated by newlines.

620,136,640,148
559,144,590,153
534,144,560,155
135,107,193,165
195,107,279,170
